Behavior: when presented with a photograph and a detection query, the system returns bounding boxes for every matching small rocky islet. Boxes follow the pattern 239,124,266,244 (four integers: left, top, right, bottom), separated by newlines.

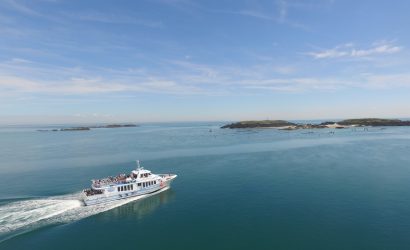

221,120,296,129
38,124,138,132
221,118,410,130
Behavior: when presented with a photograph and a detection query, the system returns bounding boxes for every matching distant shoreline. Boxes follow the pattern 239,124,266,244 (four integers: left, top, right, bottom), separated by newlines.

221,118,410,130
37,124,138,132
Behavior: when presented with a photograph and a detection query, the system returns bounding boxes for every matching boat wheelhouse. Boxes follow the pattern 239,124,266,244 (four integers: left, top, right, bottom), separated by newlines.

82,161,177,206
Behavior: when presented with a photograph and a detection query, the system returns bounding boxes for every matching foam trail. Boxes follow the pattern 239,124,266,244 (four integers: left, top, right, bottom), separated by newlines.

0,187,170,242
0,198,82,233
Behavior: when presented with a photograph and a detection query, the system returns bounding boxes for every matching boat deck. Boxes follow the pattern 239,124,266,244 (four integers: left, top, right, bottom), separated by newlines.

92,174,132,188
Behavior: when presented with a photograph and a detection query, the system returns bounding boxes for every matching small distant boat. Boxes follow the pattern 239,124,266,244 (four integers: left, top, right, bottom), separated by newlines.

82,161,177,206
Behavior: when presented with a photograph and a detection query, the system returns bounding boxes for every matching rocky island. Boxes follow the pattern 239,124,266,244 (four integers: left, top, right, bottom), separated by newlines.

221,120,296,129
60,127,91,131
221,118,410,130
337,118,410,126
38,124,138,132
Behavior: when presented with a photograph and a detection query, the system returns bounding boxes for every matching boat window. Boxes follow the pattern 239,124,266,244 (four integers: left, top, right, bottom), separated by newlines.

118,187,120,192
131,185,133,190
140,174,143,178
143,183,145,187
154,181,156,184
138,183,141,186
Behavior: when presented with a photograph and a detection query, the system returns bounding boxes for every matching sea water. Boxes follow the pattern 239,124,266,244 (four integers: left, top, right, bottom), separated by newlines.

1,122,410,249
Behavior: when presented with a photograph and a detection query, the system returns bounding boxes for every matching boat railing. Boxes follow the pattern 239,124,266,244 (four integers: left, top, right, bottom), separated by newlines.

92,175,134,188
83,188,104,196
92,180,129,188
159,174,176,180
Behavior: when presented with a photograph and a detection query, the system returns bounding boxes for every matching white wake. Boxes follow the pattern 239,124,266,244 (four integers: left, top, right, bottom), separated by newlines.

0,187,169,241
0,198,81,233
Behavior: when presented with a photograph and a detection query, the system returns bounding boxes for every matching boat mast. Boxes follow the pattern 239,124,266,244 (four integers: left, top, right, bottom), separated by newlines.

136,160,142,170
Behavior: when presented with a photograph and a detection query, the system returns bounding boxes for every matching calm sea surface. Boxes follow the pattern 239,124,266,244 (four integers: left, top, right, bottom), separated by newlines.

1,122,410,249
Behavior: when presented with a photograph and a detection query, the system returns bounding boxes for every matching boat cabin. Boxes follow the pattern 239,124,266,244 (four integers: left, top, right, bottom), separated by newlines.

131,169,152,180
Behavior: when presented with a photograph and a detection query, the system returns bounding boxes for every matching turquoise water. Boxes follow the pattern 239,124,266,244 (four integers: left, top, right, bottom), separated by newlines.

1,123,410,249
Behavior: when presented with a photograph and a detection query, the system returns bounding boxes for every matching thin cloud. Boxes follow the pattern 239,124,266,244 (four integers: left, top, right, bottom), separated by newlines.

307,42,403,59
235,10,273,20
2,0,42,17
361,73,410,89
63,11,164,28
0,74,204,95
3,57,410,97
276,0,288,23
208,0,314,30
9,58,32,64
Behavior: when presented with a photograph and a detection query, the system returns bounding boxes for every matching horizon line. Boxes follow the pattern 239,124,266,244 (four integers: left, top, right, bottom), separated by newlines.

1,116,410,126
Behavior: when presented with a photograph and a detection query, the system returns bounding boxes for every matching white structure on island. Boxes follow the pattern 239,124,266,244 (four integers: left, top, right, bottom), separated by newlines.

82,161,177,206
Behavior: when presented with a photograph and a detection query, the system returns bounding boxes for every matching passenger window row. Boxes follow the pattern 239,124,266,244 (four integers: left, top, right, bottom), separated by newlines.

137,180,157,188
118,184,133,192
140,173,151,178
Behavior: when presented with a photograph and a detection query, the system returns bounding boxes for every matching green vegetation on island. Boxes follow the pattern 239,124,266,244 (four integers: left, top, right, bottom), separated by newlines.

88,124,138,129
221,120,296,128
221,118,410,129
337,118,410,126
60,127,90,131
38,124,138,132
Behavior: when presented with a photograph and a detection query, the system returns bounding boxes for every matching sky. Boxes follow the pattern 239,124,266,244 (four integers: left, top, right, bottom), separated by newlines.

1,0,410,124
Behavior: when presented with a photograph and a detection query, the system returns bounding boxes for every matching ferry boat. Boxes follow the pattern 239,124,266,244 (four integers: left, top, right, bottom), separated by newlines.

82,161,177,206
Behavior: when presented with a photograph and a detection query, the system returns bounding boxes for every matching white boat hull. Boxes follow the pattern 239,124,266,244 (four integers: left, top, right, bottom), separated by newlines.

83,174,176,206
